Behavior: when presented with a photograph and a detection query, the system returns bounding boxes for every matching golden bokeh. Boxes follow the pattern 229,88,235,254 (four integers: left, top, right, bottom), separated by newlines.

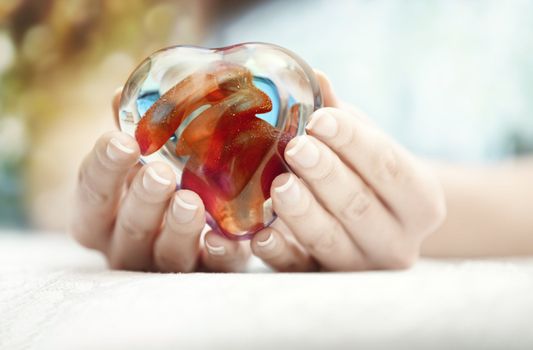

0,0,211,229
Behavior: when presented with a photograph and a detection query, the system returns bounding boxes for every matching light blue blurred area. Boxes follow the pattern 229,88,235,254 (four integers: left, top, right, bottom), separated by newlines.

252,76,281,126
209,0,533,162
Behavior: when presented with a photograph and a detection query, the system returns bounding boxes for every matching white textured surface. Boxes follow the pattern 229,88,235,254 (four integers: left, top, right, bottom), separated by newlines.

1,231,533,350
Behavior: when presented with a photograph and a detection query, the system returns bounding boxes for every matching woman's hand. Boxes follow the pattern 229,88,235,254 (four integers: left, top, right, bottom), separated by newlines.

69,94,250,272
250,71,447,271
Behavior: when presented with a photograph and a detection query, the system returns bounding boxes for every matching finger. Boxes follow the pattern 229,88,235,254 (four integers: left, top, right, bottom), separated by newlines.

306,107,445,234
271,217,315,255
201,231,251,272
153,190,206,272
109,162,176,271
313,69,372,124
271,173,366,271
125,163,142,189
112,87,122,128
284,135,412,268
251,227,317,272
70,131,139,251
313,69,341,107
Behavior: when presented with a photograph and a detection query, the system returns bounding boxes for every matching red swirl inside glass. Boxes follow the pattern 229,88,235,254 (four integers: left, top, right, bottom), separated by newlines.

135,62,298,238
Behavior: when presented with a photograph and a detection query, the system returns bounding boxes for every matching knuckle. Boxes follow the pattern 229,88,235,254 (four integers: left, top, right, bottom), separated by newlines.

117,217,152,241
305,221,341,255
336,124,355,150
77,171,110,205
384,153,401,180
340,187,372,222
77,154,119,206
374,145,401,181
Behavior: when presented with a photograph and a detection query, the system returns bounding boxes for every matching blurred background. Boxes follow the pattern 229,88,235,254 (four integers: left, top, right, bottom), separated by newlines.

1,0,533,232
0,0,212,229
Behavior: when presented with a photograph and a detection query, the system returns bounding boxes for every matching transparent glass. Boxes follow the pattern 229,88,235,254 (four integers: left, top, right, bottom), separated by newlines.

119,42,322,239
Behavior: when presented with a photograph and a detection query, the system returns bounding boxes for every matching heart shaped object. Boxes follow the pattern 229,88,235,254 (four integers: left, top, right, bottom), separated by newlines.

119,42,322,239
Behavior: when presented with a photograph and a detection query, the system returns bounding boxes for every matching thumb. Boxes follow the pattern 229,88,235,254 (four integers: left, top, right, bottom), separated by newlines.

313,69,340,108
313,69,373,126
112,87,123,129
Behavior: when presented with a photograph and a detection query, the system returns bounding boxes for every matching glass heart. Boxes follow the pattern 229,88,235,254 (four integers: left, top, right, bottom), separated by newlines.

119,42,322,239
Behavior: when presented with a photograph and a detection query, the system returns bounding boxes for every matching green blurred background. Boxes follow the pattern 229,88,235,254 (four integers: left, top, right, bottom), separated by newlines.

0,0,211,229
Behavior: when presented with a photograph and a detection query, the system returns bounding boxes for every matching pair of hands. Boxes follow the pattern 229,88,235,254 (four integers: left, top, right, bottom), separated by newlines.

70,72,446,272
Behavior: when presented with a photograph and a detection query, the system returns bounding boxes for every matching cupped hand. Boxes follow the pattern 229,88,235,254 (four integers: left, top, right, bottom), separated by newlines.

250,71,447,271
69,93,250,272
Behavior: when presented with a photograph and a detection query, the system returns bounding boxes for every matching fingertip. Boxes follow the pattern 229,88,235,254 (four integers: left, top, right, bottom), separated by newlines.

284,135,322,172
169,190,205,227
306,108,340,141
97,131,140,168
251,228,278,257
98,130,134,147
313,69,330,86
138,162,177,198
270,173,293,196
176,189,205,212
204,231,230,257
202,231,250,272
147,161,176,183
270,173,309,217
252,227,317,272
284,135,304,157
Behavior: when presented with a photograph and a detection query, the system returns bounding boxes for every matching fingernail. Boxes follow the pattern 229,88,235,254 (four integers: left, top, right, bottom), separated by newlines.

257,233,276,250
143,167,172,193
106,138,135,161
274,174,300,204
172,194,198,224
306,111,338,138
285,136,319,168
206,241,226,256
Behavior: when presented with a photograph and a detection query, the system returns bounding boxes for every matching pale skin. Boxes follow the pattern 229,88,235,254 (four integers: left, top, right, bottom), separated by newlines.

70,71,533,273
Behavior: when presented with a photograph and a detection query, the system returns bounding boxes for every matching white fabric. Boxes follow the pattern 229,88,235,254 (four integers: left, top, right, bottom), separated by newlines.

1,231,533,350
